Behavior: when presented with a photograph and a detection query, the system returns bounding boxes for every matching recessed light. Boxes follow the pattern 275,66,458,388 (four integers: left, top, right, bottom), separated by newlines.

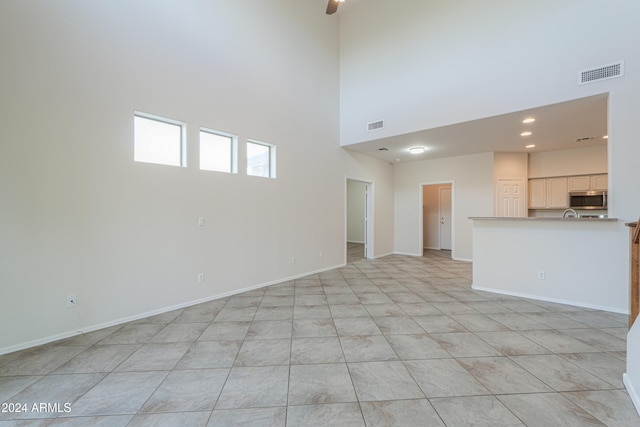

525,144,536,149
522,118,536,124
520,131,532,137
409,146,426,154
603,135,608,139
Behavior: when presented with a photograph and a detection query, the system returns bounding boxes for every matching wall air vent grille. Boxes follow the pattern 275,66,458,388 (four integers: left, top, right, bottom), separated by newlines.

578,61,624,85
576,136,596,142
367,120,384,132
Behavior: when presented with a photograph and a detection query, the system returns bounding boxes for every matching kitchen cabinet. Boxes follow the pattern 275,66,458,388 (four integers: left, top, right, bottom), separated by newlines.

591,174,608,191
528,177,568,209
568,176,590,192
547,177,568,208
568,174,608,192
529,179,547,209
531,174,607,210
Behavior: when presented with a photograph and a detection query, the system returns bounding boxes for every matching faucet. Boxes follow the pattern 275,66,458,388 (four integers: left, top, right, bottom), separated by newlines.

562,208,578,218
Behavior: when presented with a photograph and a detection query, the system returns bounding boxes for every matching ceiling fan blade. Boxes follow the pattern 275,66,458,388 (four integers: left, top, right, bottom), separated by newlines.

326,0,339,15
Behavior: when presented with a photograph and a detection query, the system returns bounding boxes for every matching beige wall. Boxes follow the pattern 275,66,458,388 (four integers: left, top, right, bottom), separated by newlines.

395,153,494,261
528,145,608,178
0,0,395,353
494,152,528,180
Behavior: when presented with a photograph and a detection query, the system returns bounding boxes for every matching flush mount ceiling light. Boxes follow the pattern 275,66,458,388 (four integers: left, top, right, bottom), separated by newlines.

526,144,536,149
522,118,536,124
520,131,532,137
603,135,609,139
409,146,427,154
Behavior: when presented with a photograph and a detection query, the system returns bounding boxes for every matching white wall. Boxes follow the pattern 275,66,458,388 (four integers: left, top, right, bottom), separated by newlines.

529,145,608,178
394,153,494,261
346,180,366,242
610,80,640,418
626,320,640,415
339,0,638,146
344,150,396,258
0,0,395,353
473,219,628,313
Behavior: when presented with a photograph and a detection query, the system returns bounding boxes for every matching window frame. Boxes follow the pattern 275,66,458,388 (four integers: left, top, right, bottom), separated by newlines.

199,127,238,174
134,111,187,167
246,139,276,178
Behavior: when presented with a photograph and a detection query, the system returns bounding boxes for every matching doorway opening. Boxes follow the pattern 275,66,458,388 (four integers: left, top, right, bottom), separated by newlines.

421,183,453,259
346,178,374,263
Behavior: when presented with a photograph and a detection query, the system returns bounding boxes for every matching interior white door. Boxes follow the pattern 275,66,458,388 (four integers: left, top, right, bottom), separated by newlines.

439,187,452,250
496,179,526,217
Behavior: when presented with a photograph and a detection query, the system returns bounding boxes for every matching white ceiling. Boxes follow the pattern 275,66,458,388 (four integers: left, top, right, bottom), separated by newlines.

342,94,608,164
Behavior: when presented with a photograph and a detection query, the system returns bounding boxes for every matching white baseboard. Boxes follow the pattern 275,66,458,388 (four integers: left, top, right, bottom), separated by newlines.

471,284,629,314
624,373,640,417
0,262,346,356
394,251,422,257
374,251,395,259
0,331,83,356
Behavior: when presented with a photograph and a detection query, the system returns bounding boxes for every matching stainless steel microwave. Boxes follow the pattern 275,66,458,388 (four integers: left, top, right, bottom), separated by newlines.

569,191,607,209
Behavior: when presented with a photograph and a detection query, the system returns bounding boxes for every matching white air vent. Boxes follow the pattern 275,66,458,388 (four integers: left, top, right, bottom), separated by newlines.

578,61,624,85
367,120,384,132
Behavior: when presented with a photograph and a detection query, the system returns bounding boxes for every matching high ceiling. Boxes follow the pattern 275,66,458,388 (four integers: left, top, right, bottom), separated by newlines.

343,94,608,164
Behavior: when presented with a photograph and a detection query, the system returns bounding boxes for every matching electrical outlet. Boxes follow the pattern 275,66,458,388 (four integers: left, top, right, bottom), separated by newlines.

198,273,205,283
291,256,296,264
198,217,206,227
537,271,546,280
66,294,77,308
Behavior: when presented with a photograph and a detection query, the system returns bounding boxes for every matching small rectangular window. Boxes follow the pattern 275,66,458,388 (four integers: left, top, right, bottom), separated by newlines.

200,129,237,173
134,113,185,167
247,140,276,178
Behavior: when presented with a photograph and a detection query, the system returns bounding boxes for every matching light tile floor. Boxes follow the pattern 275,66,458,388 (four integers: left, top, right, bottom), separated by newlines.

1,251,639,426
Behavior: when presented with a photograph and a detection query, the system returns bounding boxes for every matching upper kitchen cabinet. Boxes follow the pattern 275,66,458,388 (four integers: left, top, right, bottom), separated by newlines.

590,174,608,191
547,177,569,209
568,175,590,192
529,177,569,209
568,174,608,192
529,179,547,209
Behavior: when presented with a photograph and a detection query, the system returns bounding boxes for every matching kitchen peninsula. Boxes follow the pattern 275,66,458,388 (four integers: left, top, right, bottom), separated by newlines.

470,216,628,314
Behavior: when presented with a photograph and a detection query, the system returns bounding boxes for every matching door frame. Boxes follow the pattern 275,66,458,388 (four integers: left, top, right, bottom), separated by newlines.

346,177,374,261
420,181,455,257
439,186,452,250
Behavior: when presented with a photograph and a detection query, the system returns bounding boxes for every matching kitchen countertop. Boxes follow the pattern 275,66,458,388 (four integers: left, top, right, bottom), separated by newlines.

469,216,617,222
